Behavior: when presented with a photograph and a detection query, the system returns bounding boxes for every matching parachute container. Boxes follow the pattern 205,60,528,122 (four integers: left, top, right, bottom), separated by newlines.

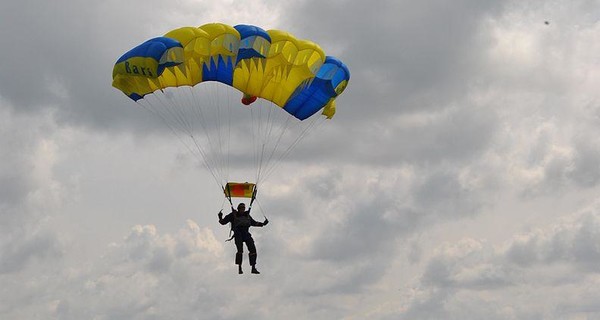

224,182,256,198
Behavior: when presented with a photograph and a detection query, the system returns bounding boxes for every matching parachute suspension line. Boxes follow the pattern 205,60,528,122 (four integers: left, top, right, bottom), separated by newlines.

203,82,224,183
190,137,223,187
155,90,223,181
249,99,261,184
245,98,315,186
150,90,192,136
256,108,294,186
254,198,269,221
225,84,233,184
259,100,278,175
172,87,225,184
219,82,234,184
188,83,228,185
265,117,326,180
220,196,228,212
254,101,291,186
263,115,326,182
169,87,196,136
214,82,231,182
254,99,281,184
214,83,225,182
176,87,194,131
206,82,224,184
159,89,195,137
135,100,223,188
258,99,275,182
172,88,213,172
155,87,225,188
222,184,234,210
249,184,258,209
255,101,269,185
273,115,324,178
136,96,194,147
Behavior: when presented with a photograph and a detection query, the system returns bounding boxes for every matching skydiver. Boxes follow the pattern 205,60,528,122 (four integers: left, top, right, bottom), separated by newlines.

218,203,269,274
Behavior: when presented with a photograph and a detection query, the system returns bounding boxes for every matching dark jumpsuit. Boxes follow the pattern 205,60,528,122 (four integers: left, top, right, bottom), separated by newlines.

219,210,266,266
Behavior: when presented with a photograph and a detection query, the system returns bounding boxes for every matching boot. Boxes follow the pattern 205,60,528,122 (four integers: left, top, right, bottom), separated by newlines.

238,264,243,274
251,266,260,274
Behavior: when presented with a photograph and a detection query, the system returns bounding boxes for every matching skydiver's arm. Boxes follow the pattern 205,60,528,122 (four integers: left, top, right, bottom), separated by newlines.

250,215,268,227
219,212,232,225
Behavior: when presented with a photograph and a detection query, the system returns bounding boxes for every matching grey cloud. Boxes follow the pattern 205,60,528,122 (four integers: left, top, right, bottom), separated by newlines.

289,165,489,292
568,137,600,188
285,162,490,269
418,205,600,295
3,0,509,179
0,115,37,213
419,240,512,291
505,211,600,272
306,175,406,262
308,201,395,260
0,0,216,131
285,0,506,121
0,229,62,274
407,240,424,264
0,109,64,274
421,257,455,287
0,170,32,211
413,169,485,219
571,215,600,270
402,202,600,319
286,102,498,171
47,222,229,320
5,0,510,150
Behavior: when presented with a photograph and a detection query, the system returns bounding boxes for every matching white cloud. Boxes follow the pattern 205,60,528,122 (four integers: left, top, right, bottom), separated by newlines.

0,106,65,272
398,200,600,319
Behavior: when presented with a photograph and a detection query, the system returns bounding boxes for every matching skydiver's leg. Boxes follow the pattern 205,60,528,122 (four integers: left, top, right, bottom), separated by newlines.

245,236,259,274
235,235,244,274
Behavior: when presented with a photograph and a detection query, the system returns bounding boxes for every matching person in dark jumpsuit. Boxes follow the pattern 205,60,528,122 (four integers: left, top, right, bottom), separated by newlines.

218,203,268,274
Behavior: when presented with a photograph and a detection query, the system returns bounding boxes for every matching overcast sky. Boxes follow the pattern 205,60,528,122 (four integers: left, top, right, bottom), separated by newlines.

1,0,600,319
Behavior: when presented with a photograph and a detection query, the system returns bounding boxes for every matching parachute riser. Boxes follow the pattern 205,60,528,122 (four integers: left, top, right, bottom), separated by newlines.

222,185,235,211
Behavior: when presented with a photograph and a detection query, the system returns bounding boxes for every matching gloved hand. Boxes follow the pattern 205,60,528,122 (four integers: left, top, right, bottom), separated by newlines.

263,219,269,226
218,210,223,219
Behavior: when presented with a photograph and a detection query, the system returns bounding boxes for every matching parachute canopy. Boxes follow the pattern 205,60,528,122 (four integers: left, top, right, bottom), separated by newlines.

112,23,349,195
112,23,350,120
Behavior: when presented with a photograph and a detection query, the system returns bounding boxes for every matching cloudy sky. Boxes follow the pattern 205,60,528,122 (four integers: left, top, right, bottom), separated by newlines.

1,0,600,319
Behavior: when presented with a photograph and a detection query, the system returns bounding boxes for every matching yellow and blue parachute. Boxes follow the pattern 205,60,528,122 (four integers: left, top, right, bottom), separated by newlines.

112,23,349,204
112,23,349,120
